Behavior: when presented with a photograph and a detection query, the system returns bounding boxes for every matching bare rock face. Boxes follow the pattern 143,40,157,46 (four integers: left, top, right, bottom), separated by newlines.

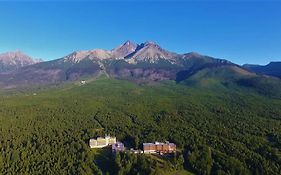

126,41,179,63
63,40,180,64
64,49,112,63
63,50,90,63
0,51,37,72
64,40,138,63
88,49,112,60
111,40,137,58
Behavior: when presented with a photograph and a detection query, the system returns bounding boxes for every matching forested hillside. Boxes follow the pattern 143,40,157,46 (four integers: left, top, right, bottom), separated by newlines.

0,77,281,174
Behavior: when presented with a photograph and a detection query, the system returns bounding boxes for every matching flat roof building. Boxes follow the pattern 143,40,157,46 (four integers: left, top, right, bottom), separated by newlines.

143,141,176,154
89,136,116,148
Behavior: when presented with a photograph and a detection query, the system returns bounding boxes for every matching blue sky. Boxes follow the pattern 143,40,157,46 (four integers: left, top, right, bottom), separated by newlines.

0,1,280,65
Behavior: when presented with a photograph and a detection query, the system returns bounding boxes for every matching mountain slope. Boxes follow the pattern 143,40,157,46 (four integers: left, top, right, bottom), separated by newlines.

178,63,281,98
0,58,102,87
244,62,281,79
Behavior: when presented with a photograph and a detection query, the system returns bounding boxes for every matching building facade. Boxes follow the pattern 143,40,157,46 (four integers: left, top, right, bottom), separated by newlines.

143,142,176,154
89,136,116,148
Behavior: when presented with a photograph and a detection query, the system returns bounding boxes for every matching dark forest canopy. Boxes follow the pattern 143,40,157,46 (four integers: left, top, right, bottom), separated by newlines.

0,77,280,174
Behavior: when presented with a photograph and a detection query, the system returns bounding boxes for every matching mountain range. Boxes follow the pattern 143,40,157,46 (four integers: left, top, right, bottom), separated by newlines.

243,62,281,79
0,41,280,93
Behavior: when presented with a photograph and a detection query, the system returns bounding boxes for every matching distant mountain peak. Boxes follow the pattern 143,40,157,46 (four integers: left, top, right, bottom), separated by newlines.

144,41,158,46
126,41,178,63
243,61,281,79
111,40,137,58
64,50,90,63
268,61,281,65
188,52,201,56
63,40,182,64
181,52,203,59
140,41,162,50
124,40,135,45
64,49,112,63
1,50,28,58
0,50,37,72
88,49,112,60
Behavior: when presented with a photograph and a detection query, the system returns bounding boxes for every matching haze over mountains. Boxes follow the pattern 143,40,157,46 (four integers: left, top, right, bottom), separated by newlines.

0,40,280,91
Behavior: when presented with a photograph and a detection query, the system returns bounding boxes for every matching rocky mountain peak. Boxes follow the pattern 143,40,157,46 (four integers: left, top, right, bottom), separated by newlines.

111,40,137,58
64,50,90,63
0,50,37,72
0,51,36,64
124,40,135,46
64,40,183,64
181,52,203,59
126,41,178,63
88,49,112,60
143,41,158,46
64,49,112,63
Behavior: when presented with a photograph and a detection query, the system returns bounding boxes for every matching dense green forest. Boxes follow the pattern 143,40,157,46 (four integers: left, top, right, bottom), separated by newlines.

0,77,281,174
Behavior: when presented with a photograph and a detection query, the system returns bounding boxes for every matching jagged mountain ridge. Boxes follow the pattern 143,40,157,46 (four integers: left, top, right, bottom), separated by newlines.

64,49,113,63
62,40,179,64
0,40,280,91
